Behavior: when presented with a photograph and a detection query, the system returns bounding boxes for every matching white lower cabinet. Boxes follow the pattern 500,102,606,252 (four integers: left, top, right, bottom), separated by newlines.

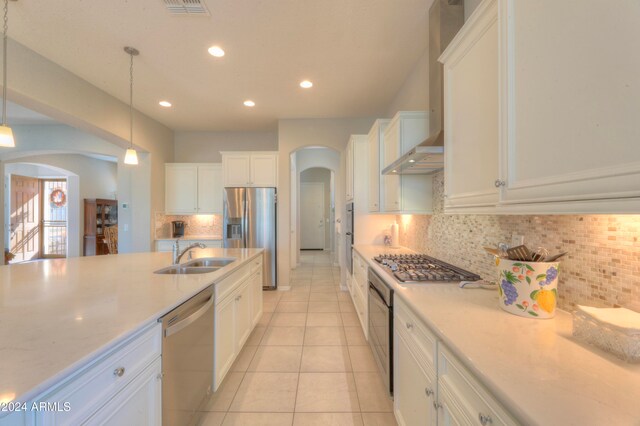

395,331,437,426
250,267,264,327
33,323,162,426
437,346,516,426
214,291,237,391
350,251,369,339
213,256,263,391
85,358,161,426
234,281,252,351
394,298,516,426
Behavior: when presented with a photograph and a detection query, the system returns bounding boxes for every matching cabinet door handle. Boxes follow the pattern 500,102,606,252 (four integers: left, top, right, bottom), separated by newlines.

433,401,442,410
479,413,493,425
113,367,126,377
494,179,506,188
405,322,413,330
425,387,434,397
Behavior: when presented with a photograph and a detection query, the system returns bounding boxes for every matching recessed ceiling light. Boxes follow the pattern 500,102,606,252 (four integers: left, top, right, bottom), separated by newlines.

159,101,172,107
408,159,415,163
243,100,255,107
392,170,397,173
300,80,313,89
208,46,225,57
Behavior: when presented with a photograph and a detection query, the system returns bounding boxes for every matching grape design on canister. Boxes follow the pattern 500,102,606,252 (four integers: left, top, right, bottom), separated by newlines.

501,279,518,305
539,266,558,286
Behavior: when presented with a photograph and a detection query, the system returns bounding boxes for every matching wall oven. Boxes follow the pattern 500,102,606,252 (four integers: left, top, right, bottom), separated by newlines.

368,268,393,395
345,202,354,274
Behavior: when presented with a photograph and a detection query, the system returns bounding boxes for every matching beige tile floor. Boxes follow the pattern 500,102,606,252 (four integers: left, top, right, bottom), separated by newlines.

199,251,397,426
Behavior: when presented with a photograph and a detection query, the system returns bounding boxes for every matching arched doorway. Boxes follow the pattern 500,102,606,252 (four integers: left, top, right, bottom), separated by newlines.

289,146,341,271
4,162,79,262
299,167,333,251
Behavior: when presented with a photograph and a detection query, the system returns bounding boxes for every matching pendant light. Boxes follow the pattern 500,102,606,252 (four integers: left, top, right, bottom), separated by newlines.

0,0,15,148
123,46,139,165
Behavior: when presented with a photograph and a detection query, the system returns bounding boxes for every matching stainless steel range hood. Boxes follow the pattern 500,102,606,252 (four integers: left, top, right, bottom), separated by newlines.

382,0,464,176
381,131,444,175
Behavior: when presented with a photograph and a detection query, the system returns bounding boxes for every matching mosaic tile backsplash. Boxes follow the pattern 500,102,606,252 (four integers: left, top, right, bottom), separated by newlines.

155,213,223,239
397,172,640,310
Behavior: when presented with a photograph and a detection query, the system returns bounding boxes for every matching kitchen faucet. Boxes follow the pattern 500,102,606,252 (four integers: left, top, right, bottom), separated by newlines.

172,239,206,264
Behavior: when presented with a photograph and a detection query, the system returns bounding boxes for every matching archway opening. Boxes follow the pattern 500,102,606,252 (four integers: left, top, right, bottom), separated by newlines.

4,162,78,263
289,146,341,277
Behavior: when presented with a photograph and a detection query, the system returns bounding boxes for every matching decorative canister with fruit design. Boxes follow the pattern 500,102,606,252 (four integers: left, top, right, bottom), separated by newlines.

496,258,560,319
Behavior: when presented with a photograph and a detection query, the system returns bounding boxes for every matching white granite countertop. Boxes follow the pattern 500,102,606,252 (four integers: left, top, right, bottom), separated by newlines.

0,248,262,408
155,235,223,241
354,244,640,426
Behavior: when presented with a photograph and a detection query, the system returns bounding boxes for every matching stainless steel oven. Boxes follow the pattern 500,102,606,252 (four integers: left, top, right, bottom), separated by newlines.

368,268,393,395
345,202,354,274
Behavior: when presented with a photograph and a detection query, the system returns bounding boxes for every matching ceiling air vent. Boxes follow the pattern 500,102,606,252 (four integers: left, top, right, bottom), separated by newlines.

162,0,210,15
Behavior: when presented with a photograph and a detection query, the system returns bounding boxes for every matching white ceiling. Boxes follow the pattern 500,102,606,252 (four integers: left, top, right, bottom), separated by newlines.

9,0,431,131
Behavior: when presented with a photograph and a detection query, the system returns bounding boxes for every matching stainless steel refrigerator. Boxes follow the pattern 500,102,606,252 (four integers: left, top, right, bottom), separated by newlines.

223,187,277,289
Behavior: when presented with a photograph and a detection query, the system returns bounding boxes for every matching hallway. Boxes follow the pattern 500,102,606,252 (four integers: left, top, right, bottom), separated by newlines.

199,251,396,425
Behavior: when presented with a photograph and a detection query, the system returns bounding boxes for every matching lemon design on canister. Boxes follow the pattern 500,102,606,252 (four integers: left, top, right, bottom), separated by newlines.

535,289,556,313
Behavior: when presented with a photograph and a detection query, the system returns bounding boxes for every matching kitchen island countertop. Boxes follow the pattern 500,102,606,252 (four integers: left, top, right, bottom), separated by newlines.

354,244,640,426
0,248,263,407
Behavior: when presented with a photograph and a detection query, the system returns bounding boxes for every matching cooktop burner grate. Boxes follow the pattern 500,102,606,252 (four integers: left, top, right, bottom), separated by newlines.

373,253,481,283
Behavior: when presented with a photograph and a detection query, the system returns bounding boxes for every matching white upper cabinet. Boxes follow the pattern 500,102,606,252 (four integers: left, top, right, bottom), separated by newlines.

223,154,251,186
368,119,390,212
381,112,433,213
384,111,429,166
222,152,278,187
346,135,368,204
346,137,355,202
497,0,640,212
250,154,278,187
165,163,222,215
165,164,199,214
197,164,223,214
439,0,640,214
440,0,499,213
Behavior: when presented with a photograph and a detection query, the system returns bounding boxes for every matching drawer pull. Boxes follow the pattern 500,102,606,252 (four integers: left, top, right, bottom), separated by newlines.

479,413,493,425
113,367,126,377
405,322,413,330
433,401,442,410
424,387,434,397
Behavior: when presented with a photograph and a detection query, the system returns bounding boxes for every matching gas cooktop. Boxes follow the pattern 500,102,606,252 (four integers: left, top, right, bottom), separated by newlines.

373,253,481,283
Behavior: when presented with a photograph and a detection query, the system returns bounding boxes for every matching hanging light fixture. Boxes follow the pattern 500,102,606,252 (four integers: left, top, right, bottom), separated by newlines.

123,46,139,165
0,0,15,148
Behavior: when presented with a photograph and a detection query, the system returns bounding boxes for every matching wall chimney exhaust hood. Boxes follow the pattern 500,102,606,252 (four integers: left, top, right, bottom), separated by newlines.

382,0,463,176
381,131,444,175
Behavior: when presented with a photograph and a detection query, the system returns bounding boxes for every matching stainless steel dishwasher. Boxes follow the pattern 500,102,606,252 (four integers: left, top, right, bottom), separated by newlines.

160,285,214,426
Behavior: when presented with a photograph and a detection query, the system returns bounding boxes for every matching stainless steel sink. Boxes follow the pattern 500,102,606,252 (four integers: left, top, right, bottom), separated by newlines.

154,257,236,275
154,266,219,275
184,258,236,268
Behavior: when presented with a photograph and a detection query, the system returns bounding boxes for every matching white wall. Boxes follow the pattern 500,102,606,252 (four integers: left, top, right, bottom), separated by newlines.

174,131,278,162
277,118,375,287
300,168,332,250
5,154,116,257
464,0,483,21
1,39,174,254
385,48,429,117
